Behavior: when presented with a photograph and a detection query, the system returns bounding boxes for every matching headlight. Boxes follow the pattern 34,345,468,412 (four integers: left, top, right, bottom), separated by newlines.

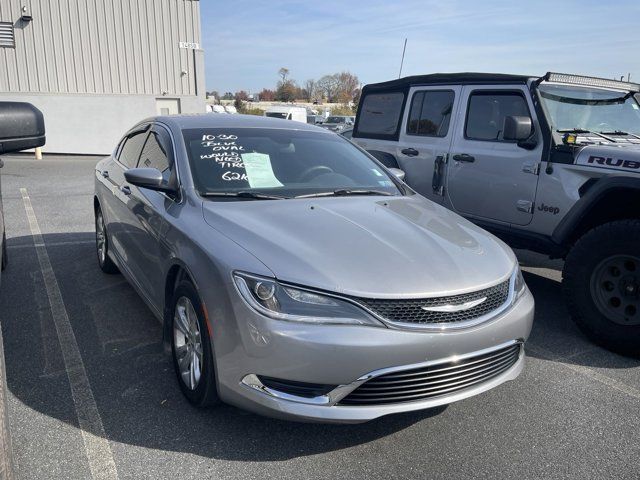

513,265,527,299
233,272,385,327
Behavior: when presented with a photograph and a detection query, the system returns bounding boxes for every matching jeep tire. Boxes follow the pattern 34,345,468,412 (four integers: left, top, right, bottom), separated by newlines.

563,220,640,357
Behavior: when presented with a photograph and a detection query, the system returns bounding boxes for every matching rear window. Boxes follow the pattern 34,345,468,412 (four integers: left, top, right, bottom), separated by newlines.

356,92,405,137
407,90,455,137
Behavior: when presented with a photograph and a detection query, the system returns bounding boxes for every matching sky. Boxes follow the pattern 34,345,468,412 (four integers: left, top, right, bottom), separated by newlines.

201,0,640,94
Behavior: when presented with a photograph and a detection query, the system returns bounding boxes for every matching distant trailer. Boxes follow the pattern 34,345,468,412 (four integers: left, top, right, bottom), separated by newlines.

264,106,308,123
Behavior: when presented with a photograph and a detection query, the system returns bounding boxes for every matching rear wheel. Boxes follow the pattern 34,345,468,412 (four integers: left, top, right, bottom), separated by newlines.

563,220,640,357
170,281,219,407
95,206,119,274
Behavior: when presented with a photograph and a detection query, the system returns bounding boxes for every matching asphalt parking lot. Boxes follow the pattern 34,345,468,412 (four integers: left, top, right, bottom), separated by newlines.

0,155,639,480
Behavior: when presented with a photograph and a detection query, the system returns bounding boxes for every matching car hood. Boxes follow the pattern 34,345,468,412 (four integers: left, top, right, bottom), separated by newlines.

202,195,515,298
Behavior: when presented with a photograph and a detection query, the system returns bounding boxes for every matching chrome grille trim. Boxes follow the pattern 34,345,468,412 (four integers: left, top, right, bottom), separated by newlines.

352,273,516,331
338,341,522,406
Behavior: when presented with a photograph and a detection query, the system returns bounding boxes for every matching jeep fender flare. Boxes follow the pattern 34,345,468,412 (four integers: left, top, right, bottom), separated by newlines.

552,176,640,246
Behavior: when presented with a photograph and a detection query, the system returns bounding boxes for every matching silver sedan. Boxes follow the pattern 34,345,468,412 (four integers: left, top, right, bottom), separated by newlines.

94,114,534,423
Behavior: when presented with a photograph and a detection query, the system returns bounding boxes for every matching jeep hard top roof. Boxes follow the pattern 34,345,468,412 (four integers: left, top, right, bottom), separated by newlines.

362,72,533,92
362,72,640,93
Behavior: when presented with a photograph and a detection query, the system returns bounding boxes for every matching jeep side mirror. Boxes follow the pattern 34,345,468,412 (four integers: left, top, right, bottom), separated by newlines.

503,116,532,141
0,102,46,154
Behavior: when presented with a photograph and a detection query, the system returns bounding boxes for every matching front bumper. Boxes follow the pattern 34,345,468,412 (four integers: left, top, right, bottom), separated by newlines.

212,288,534,423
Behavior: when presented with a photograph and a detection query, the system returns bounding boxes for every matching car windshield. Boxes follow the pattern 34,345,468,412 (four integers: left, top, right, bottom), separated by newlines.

538,83,640,134
182,128,402,198
326,116,347,123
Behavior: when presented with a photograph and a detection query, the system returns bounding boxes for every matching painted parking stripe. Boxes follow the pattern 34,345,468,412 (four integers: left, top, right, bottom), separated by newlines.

7,240,95,250
20,188,119,480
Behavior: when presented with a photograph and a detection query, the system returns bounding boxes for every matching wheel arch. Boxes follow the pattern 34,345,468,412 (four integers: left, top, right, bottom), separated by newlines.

163,260,199,350
552,177,640,248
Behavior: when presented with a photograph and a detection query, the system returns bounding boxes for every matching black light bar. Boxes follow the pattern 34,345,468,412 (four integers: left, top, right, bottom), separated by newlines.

542,72,640,92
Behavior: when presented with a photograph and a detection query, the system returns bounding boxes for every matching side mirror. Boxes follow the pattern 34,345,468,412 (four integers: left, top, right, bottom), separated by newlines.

124,168,176,194
0,102,46,154
388,168,406,181
503,116,532,141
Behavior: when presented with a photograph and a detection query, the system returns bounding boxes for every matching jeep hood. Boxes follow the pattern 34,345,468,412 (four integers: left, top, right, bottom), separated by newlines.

202,195,516,298
575,143,640,172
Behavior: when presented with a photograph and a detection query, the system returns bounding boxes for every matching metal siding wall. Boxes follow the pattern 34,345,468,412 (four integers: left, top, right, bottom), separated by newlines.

0,0,202,95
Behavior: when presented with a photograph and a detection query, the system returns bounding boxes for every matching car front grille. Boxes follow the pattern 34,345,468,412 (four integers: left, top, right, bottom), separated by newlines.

338,343,521,406
356,279,510,326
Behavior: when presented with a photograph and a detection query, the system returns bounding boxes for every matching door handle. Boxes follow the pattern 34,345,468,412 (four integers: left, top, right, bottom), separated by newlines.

120,185,131,195
452,154,475,163
401,148,419,157
101,170,109,178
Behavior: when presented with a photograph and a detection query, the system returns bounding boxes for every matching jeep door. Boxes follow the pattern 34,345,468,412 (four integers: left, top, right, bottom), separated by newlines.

395,86,461,203
446,85,543,226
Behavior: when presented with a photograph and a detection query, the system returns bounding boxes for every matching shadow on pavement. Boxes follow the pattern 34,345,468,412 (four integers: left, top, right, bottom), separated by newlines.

0,232,444,462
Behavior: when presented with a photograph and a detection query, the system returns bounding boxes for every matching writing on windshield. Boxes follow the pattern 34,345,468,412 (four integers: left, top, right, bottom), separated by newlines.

182,128,400,198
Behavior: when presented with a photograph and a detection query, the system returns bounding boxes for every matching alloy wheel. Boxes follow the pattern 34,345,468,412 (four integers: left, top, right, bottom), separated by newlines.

96,211,106,265
173,296,204,390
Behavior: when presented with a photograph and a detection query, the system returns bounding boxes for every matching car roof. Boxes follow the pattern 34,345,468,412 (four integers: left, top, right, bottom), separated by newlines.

152,113,327,132
362,72,534,92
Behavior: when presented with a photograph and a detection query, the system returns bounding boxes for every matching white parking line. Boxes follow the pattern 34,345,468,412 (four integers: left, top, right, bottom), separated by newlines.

20,188,119,480
7,240,95,250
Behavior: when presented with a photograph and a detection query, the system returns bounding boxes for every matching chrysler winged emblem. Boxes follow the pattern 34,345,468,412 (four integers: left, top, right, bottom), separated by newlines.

421,297,487,313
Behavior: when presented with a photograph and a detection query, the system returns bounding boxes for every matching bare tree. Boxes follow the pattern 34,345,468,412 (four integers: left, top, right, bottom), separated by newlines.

278,67,290,83
334,72,360,104
304,79,316,101
316,75,338,102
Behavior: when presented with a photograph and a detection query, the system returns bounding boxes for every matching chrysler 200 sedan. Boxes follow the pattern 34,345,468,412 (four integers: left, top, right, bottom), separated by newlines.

94,115,534,423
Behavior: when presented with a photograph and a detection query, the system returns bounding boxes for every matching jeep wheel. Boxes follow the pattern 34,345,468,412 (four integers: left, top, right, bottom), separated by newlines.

563,220,640,357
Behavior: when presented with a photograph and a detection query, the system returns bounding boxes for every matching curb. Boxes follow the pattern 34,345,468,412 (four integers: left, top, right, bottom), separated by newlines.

0,323,13,480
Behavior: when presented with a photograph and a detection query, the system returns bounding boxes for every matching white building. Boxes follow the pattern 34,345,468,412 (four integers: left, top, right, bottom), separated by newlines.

0,0,205,154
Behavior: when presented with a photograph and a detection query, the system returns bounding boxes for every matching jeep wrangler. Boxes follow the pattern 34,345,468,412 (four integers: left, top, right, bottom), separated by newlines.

352,72,640,357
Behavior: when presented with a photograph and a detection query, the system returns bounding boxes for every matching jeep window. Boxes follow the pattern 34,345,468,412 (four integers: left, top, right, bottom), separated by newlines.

538,84,640,135
465,91,529,141
356,92,405,137
407,90,454,137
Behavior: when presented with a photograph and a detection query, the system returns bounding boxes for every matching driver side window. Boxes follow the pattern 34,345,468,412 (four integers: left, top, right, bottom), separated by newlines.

465,91,529,142
118,130,148,169
138,131,171,181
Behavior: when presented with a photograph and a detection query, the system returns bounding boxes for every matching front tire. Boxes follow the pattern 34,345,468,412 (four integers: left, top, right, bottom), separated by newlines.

170,281,219,407
563,220,640,357
95,206,119,274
